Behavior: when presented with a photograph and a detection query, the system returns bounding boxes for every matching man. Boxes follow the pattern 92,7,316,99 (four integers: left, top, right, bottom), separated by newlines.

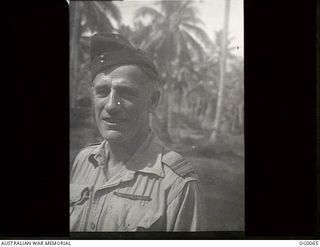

70,33,205,231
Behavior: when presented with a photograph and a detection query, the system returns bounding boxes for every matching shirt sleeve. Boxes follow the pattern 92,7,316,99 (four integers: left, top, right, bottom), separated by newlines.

166,180,206,231
70,151,81,183
70,148,91,183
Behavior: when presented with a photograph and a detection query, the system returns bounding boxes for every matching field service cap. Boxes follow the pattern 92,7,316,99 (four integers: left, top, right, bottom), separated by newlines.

90,32,159,80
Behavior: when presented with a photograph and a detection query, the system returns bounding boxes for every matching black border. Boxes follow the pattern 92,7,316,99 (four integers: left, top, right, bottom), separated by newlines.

1,0,70,238
1,0,318,239
244,0,317,238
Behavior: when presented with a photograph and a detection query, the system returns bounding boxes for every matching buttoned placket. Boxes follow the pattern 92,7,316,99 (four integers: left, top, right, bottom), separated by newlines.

81,147,107,231
86,166,104,231
79,165,100,231
84,164,137,231
79,133,163,231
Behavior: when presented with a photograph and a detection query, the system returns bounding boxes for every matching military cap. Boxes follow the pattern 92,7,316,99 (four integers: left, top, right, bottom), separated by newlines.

90,32,158,80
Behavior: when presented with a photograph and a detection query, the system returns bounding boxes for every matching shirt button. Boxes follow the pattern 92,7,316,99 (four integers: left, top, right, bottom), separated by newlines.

90,222,96,230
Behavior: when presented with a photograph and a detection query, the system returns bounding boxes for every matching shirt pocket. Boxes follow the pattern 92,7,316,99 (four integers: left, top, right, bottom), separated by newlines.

111,193,162,231
134,209,162,231
70,184,90,230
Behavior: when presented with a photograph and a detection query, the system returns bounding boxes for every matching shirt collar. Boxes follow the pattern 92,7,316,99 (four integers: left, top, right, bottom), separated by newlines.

125,131,165,178
88,140,108,168
88,131,164,178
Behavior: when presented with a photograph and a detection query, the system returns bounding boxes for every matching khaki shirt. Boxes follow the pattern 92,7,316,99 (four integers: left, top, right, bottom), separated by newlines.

70,132,205,231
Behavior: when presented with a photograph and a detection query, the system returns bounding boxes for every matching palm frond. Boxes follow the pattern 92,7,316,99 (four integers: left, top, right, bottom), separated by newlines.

177,0,193,13
131,25,152,46
155,33,177,65
92,2,117,30
160,1,182,17
180,16,205,27
134,6,163,22
181,29,205,61
215,30,235,48
181,23,213,49
177,33,192,65
173,31,182,58
139,28,165,52
180,5,199,17
105,2,122,23
83,2,113,32
93,2,121,23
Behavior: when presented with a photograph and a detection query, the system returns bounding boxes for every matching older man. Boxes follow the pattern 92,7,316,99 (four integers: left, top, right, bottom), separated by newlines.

70,33,205,231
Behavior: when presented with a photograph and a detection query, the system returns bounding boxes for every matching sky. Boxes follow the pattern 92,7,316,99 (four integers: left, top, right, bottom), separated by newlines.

114,0,243,57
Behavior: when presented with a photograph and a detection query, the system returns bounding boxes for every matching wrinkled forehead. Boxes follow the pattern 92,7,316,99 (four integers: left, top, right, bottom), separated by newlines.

92,65,148,87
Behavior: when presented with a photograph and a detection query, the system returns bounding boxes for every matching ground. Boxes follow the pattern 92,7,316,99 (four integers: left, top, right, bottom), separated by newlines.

188,155,244,230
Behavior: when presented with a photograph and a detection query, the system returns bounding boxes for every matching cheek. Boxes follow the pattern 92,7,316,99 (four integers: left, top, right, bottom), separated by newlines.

93,100,105,120
94,99,104,111
122,101,137,118
125,99,148,116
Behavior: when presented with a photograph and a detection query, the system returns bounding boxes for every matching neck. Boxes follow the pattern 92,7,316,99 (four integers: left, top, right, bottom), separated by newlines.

107,128,151,166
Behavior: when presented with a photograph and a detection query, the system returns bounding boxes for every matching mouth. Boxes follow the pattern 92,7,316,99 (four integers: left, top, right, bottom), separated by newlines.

102,118,127,125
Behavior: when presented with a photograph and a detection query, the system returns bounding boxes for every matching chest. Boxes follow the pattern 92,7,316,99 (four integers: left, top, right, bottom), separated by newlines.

70,167,165,231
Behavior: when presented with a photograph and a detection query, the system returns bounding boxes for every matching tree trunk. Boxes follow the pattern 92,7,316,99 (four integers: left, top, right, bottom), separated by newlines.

167,84,174,139
238,100,244,131
70,1,81,109
210,0,231,143
202,96,215,129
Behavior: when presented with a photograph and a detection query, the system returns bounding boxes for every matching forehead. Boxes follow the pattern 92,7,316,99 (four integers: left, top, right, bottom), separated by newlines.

92,65,148,88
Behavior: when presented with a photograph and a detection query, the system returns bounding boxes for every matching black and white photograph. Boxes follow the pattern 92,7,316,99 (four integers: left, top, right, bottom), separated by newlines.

69,0,244,232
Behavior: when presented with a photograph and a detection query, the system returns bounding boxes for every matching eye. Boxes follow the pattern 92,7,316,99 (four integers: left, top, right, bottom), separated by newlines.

119,88,136,99
94,86,110,98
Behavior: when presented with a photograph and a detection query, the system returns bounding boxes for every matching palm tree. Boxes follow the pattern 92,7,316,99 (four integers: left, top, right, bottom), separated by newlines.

201,28,238,130
214,29,238,60
70,1,121,109
210,0,231,143
223,58,244,134
133,0,213,141
134,0,212,69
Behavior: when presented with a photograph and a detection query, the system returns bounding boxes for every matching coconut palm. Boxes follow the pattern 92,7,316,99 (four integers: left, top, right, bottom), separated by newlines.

222,58,244,134
133,0,213,141
134,0,212,70
210,0,231,143
70,1,121,108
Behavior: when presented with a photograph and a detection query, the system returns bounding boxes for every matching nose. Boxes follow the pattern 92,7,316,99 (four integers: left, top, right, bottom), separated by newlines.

104,89,121,114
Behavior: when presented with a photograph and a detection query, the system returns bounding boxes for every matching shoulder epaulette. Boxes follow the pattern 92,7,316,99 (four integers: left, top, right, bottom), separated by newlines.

86,141,102,147
162,151,195,178
77,141,102,154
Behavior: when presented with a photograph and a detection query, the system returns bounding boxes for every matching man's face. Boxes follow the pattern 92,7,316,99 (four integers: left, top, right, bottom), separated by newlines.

92,65,154,144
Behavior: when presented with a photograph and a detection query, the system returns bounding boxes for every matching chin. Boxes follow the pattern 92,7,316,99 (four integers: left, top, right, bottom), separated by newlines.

101,130,130,143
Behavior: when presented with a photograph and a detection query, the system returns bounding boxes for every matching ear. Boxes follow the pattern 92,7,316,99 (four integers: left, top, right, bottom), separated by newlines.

148,90,160,112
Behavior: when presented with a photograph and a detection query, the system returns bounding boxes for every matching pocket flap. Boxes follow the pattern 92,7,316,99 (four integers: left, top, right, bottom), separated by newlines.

136,211,161,230
70,184,90,204
125,207,162,231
